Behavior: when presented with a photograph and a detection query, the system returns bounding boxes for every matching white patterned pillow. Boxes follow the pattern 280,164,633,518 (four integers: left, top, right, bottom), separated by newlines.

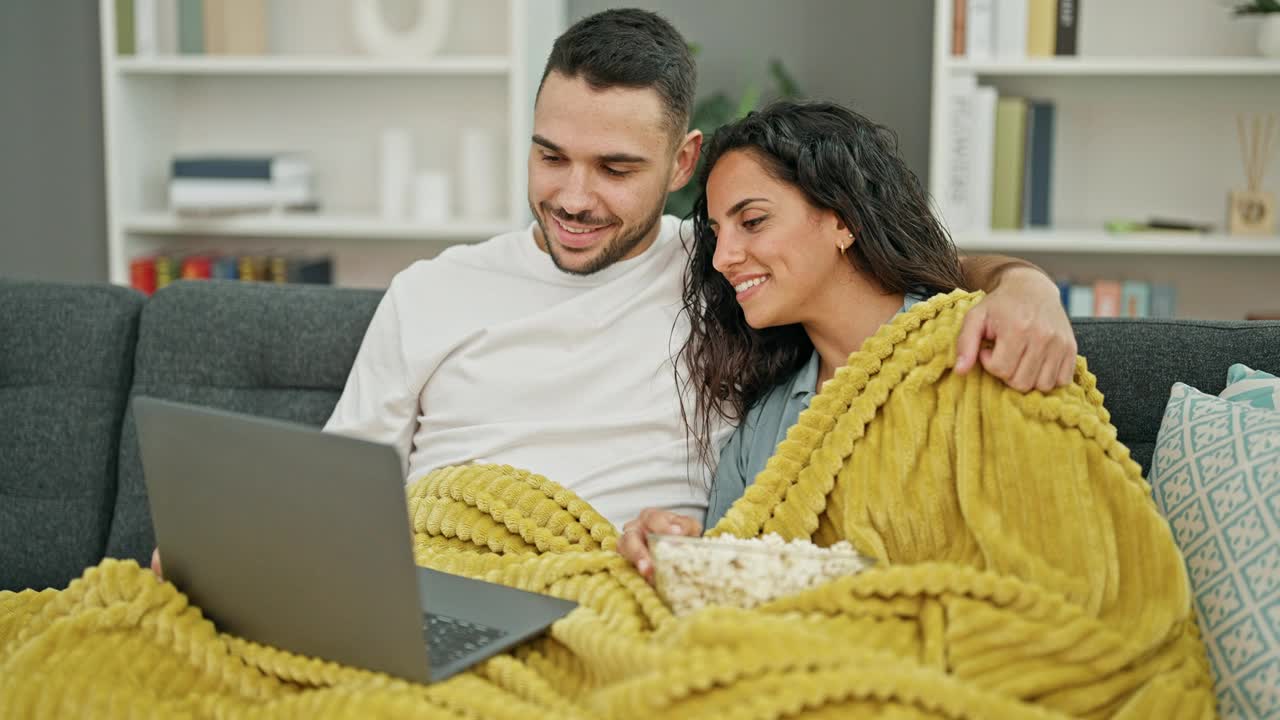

1221,364,1280,411
1149,383,1280,719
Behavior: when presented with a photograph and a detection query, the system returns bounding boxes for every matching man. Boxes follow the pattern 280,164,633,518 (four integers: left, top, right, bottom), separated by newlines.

153,8,1075,575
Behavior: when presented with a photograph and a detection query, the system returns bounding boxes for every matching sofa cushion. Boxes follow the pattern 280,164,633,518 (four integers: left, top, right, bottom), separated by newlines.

1148,383,1280,718
1072,319,1280,473
1222,364,1280,411
0,279,144,590
105,280,382,563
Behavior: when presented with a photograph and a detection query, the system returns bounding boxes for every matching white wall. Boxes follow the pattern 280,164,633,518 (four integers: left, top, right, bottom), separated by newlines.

566,0,936,184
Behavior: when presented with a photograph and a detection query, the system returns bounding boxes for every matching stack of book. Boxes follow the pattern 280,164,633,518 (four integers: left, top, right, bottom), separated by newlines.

169,154,317,214
117,0,268,56
129,252,333,296
1056,279,1177,319
952,0,1078,59
941,80,1054,233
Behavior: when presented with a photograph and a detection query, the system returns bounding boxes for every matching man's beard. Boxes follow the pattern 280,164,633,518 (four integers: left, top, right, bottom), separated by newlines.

532,202,664,276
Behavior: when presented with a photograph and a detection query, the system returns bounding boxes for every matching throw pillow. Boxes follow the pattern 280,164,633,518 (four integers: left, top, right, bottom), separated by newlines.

1149,382,1280,719
1220,364,1280,411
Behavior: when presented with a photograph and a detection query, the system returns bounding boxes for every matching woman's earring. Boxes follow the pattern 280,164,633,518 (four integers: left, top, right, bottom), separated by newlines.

839,231,853,254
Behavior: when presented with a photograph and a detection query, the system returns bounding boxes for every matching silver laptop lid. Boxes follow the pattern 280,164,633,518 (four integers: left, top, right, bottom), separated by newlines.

133,396,432,682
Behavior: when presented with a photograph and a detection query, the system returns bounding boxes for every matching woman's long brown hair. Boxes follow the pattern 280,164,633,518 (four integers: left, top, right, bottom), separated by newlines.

679,100,969,478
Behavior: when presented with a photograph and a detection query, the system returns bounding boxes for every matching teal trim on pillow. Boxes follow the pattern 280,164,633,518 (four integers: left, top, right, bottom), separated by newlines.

1222,363,1280,411
1149,383,1280,718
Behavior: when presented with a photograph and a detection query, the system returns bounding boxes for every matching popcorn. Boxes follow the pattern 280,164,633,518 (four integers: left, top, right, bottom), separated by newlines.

648,532,873,616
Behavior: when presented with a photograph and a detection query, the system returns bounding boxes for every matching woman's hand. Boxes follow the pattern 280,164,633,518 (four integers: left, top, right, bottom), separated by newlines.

956,266,1077,392
618,508,702,583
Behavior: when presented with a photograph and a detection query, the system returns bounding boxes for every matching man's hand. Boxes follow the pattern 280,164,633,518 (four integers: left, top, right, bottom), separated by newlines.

618,508,701,583
150,547,163,580
955,266,1077,392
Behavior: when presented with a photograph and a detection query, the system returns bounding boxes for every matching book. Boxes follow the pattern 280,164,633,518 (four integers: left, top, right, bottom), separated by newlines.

1092,280,1122,317
1027,0,1056,57
288,256,334,285
115,0,135,55
203,0,267,55
201,0,230,54
238,255,267,282
952,0,967,56
1022,100,1055,228
993,0,1028,59
154,254,178,291
178,0,204,55
172,155,311,182
942,76,978,232
180,255,212,279
267,254,335,285
1067,285,1094,317
134,0,157,56
966,0,994,59
212,256,239,280
130,256,155,295
1121,281,1151,318
168,178,314,212
1056,278,1071,309
971,86,998,233
1055,0,1078,55
1150,285,1177,319
991,96,1028,230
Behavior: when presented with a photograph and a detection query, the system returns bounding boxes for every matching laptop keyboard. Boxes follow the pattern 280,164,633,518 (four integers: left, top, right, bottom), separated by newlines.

424,612,509,669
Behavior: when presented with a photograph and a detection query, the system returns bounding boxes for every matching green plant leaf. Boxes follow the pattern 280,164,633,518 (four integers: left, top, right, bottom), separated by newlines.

735,83,762,119
769,58,802,98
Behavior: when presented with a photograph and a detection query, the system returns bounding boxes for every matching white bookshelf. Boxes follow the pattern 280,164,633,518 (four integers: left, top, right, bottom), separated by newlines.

115,55,512,76
930,0,1280,320
99,0,566,288
949,57,1280,77
954,231,1280,256
123,212,512,242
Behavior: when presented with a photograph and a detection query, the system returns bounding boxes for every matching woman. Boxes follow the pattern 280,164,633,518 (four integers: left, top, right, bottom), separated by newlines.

612,102,1210,715
620,100,971,575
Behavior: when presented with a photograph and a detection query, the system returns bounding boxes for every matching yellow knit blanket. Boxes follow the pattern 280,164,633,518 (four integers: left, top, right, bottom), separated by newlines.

0,290,1215,718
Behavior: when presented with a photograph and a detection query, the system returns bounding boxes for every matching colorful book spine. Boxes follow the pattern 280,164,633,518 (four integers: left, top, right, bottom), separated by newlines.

1093,280,1122,317
991,97,1028,230
952,0,967,56
133,0,157,56
178,0,204,55
1055,0,1078,56
130,256,155,296
212,256,239,280
966,0,994,59
1027,0,1056,57
115,0,135,55
1150,285,1177,319
1067,285,1093,317
171,155,309,182
154,255,177,291
993,0,1027,59
1121,281,1151,318
181,255,212,280
1023,100,1055,228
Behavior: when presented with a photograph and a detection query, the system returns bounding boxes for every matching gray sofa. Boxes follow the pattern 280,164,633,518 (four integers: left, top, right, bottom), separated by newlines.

2,277,1279,592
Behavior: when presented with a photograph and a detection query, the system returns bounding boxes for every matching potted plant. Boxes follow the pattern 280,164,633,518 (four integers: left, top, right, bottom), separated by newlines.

1234,0,1280,57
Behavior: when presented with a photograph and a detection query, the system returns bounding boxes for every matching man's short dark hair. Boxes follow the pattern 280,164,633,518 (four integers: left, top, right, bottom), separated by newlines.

538,9,696,139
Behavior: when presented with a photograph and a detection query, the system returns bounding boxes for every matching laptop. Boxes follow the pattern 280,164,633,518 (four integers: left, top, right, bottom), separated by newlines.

133,396,578,684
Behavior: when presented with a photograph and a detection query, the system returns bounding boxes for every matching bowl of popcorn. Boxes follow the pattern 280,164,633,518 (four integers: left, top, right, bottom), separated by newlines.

647,532,874,616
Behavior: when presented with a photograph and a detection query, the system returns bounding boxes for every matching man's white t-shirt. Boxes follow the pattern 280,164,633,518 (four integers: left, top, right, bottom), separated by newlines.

324,215,730,530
